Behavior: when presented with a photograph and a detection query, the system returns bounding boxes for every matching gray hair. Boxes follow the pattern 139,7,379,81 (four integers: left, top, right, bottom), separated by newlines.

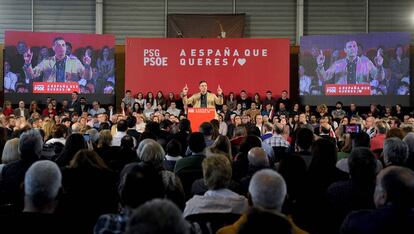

383,137,409,166
24,160,62,208
86,128,99,144
71,122,80,133
248,169,287,211
137,139,165,168
126,198,189,234
247,147,269,167
2,138,21,164
19,129,44,159
403,132,414,154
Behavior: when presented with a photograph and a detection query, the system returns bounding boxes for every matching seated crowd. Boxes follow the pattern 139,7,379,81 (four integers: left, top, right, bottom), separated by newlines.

0,89,413,234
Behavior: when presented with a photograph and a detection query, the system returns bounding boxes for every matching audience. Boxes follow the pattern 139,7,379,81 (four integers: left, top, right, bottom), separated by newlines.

1,93,414,234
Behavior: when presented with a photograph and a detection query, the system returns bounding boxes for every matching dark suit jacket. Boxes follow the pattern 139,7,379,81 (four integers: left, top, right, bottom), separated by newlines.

341,205,414,234
174,154,205,199
68,99,82,115
13,108,29,119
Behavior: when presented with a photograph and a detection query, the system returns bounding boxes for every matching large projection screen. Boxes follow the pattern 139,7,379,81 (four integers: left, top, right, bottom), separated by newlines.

299,32,410,106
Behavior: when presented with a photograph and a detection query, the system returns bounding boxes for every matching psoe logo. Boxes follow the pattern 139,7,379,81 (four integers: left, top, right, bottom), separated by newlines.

326,86,336,94
34,84,45,91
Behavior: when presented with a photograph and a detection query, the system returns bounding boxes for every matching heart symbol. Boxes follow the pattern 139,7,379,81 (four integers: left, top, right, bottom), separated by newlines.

238,58,246,66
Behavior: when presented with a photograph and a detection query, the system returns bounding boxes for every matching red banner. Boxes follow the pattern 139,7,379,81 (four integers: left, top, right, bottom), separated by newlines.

125,38,290,96
325,84,371,96
33,82,80,94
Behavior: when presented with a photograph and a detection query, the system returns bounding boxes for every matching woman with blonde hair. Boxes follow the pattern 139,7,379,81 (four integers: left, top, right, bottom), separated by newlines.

0,138,21,178
42,119,56,142
316,104,328,118
206,135,233,163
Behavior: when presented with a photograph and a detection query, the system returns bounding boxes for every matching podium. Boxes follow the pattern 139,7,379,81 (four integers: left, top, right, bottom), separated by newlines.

187,108,216,132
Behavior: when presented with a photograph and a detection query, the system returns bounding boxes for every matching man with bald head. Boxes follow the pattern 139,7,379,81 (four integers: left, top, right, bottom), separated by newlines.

239,147,271,197
341,166,414,234
218,169,306,234
247,147,269,168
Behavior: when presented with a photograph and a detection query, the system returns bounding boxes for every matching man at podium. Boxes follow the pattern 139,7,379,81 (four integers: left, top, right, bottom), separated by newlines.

182,80,224,108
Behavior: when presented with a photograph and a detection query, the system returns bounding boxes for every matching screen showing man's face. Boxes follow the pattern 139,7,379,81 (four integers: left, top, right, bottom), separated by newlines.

53,39,67,59
345,41,358,58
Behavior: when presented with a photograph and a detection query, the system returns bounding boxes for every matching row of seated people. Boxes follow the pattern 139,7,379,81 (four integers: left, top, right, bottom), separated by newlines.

0,109,413,233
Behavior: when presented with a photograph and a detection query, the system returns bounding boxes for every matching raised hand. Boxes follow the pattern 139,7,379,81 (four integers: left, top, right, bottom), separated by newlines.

83,51,91,65
182,84,188,95
23,48,33,65
316,50,325,67
217,85,223,95
374,50,383,67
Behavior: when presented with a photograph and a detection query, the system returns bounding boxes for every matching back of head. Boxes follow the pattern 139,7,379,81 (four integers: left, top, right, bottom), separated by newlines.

239,135,262,154
121,135,134,149
126,116,137,128
247,126,261,138
187,132,206,154
24,160,62,209
98,129,112,147
310,138,337,172
160,119,172,130
125,199,189,234
403,132,414,154
52,124,68,139
2,138,21,164
119,162,165,209
86,128,99,145
238,207,292,234
385,128,404,140
202,154,232,190
62,133,87,155
19,129,44,161
295,128,313,151
137,139,165,169
348,147,377,184
117,119,128,132
383,137,408,166
69,149,108,170
263,123,273,133
353,132,370,148
234,126,247,138
403,132,414,170
247,147,269,167
248,169,287,211
166,139,182,157
210,135,232,157
145,121,160,136
179,119,191,133
375,166,414,208
375,120,389,134
199,122,213,137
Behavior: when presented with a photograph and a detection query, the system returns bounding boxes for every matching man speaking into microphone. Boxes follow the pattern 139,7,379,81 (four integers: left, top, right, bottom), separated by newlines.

182,80,223,108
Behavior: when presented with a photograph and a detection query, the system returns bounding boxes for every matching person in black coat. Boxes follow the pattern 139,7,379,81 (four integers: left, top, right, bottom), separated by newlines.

341,166,414,234
68,91,82,116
